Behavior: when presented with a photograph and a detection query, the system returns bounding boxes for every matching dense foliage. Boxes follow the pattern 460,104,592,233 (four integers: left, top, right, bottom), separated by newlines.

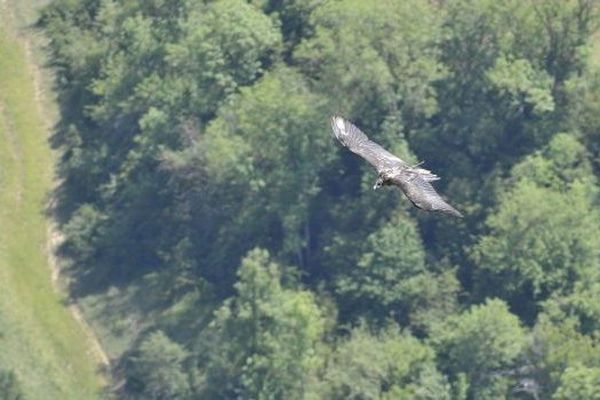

0,370,25,400
39,0,600,398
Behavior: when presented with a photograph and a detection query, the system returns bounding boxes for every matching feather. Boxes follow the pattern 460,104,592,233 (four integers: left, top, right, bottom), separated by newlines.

330,116,408,173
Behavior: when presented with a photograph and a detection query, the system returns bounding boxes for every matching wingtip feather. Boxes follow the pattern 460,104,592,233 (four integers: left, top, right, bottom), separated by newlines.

330,115,349,145
444,206,464,218
330,115,345,131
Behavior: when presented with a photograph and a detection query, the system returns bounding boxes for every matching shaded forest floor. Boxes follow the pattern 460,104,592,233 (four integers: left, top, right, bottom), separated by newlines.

0,0,106,398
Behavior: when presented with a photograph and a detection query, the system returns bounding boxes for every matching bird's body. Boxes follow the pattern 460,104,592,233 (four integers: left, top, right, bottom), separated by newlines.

330,116,462,217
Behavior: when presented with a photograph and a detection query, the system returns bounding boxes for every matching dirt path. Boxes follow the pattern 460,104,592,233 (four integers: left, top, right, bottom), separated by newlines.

6,0,111,371
46,228,111,368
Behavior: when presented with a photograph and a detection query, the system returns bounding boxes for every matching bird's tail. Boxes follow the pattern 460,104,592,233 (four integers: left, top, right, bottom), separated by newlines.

407,162,440,182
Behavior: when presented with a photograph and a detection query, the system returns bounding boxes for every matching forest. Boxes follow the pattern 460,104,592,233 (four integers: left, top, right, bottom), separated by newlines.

31,0,600,398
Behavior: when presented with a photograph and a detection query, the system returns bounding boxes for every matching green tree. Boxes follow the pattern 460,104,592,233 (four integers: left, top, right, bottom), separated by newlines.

200,248,325,399
126,331,190,399
509,132,596,190
431,299,526,400
295,0,444,129
543,280,600,335
171,66,333,285
0,370,25,400
323,324,451,400
334,214,458,331
472,134,600,318
473,181,600,308
252,0,321,54
411,0,599,268
531,0,600,84
554,365,600,400
527,313,600,398
418,0,599,179
165,0,282,121
40,0,285,293
566,69,600,173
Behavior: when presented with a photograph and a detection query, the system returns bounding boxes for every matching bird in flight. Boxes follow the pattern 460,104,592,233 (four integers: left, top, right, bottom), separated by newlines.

330,116,462,217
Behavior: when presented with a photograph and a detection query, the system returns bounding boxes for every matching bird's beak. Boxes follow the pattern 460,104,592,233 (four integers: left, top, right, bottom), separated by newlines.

373,178,383,190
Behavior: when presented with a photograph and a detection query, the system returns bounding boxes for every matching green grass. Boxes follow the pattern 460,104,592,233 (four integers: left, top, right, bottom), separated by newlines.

0,3,105,399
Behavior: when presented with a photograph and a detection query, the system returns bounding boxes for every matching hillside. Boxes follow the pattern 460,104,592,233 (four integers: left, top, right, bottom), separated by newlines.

0,0,105,398
37,1,600,399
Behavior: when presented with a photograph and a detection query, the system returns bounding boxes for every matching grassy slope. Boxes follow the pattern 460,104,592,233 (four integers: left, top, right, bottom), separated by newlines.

0,1,104,398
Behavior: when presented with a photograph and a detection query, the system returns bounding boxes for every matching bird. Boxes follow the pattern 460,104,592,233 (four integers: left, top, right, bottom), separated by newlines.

330,116,462,217
513,378,540,400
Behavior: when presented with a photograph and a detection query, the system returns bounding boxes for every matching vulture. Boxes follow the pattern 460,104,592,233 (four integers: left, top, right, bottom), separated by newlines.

330,116,462,218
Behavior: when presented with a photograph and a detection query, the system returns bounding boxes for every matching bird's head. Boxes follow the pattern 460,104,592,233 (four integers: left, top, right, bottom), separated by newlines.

373,177,384,190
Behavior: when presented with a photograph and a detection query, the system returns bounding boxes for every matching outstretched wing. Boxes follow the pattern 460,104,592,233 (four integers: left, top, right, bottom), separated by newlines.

330,115,462,217
393,174,463,217
330,116,407,172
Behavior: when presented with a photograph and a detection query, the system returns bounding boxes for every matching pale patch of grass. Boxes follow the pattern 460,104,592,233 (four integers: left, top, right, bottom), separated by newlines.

0,3,104,399
77,270,217,361
593,32,600,66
